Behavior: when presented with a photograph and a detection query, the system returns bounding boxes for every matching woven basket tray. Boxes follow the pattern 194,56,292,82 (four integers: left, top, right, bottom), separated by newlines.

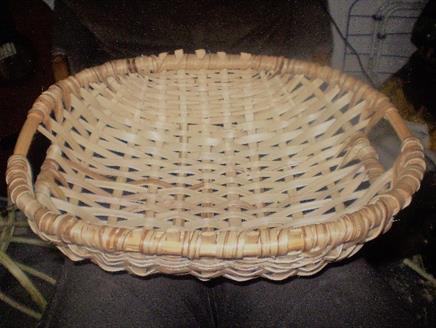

7,50,425,281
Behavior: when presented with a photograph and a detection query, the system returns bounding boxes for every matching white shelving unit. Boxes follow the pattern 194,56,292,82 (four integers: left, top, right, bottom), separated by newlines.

329,0,427,85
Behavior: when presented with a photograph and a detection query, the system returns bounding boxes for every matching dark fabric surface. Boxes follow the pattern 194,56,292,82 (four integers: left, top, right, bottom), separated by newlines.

39,258,415,328
0,238,63,328
53,0,333,72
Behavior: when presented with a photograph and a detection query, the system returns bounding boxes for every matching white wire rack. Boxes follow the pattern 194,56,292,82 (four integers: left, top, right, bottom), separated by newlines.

329,0,427,85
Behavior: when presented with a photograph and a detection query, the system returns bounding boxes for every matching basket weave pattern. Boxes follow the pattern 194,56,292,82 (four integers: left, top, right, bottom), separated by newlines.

7,50,425,280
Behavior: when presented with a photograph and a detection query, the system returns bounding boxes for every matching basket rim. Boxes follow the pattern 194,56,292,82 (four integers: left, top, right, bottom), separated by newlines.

6,50,426,260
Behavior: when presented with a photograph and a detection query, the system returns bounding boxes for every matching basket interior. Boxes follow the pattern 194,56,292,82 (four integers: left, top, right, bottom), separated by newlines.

35,68,393,231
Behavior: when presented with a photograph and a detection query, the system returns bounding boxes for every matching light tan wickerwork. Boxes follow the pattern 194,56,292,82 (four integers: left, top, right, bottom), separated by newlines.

6,50,425,281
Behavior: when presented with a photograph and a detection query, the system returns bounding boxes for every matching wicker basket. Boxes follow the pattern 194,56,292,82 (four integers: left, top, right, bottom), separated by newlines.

6,50,425,281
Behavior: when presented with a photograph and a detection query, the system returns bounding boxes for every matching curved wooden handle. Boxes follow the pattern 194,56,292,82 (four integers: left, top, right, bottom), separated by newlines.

384,108,413,141
14,115,41,156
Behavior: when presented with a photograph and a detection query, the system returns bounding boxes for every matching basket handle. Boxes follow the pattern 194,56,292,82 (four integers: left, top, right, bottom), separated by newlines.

384,108,413,141
14,115,40,157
